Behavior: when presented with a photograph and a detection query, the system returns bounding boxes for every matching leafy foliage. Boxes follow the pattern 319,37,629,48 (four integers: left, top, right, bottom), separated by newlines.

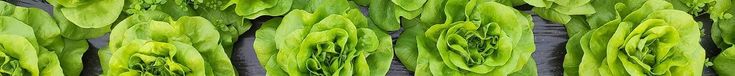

122,0,252,56
0,2,90,76
540,0,706,75
253,0,394,75
394,1,538,76
709,0,735,75
101,11,236,76
0,2,73,76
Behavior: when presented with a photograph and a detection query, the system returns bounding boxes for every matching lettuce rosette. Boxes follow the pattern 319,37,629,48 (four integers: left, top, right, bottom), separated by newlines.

709,0,735,75
123,0,252,56
0,6,65,76
253,0,394,75
394,1,537,75
561,0,705,76
101,11,236,76
1,2,91,76
0,17,64,76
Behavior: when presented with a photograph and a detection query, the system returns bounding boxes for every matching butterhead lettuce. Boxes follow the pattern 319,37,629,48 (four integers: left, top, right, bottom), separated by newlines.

556,0,706,76
253,0,394,75
101,11,236,76
1,2,89,76
0,6,65,76
395,1,538,76
122,0,252,56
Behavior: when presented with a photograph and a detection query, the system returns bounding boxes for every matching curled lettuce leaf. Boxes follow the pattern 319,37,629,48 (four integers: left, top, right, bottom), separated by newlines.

395,1,537,75
47,0,123,28
713,47,735,76
229,0,294,19
102,12,236,76
561,0,705,76
709,0,735,75
50,8,111,40
368,0,424,31
253,4,394,75
43,0,123,39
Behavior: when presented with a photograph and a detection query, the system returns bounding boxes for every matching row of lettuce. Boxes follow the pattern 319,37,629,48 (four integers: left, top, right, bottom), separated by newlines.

0,0,733,75
2,0,248,75
381,0,730,75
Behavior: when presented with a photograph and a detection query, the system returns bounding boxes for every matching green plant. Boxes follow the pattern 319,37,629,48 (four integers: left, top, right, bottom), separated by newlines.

123,0,252,56
709,0,735,75
556,0,705,75
101,11,236,76
253,0,394,75
395,1,537,75
254,10,393,76
1,2,89,76
0,6,66,76
0,16,64,76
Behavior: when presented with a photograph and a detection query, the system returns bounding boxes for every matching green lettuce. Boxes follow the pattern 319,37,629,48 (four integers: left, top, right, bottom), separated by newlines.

557,0,705,76
101,11,236,76
1,2,89,76
0,9,65,76
253,0,394,75
394,1,537,75
122,0,252,56
709,0,735,75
